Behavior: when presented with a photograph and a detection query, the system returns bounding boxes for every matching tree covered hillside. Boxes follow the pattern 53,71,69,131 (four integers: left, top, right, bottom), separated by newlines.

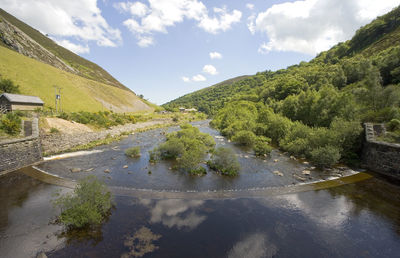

164,6,400,167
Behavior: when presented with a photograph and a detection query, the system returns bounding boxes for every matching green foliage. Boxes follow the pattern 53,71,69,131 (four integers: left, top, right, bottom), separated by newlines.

254,137,273,157
310,146,341,168
57,111,137,128
125,146,141,158
150,124,215,174
0,113,21,135
0,78,20,93
53,176,113,229
207,147,240,176
388,119,400,131
232,130,257,146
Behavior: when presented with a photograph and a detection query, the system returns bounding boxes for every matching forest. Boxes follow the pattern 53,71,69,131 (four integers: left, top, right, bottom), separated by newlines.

164,6,400,167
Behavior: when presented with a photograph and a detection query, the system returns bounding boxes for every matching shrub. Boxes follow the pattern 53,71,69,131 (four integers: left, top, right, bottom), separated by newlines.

388,119,400,131
53,176,113,229
150,124,215,174
310,146,341,168
232,130,257,146
0,113,21,135
254,140,273,157
207,147,240,176
125,146,141,158
0,78,20,93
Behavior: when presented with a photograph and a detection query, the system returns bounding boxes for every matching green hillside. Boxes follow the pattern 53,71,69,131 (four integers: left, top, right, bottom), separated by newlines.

164,6,400,167
0,46,152,113
0,8,127,91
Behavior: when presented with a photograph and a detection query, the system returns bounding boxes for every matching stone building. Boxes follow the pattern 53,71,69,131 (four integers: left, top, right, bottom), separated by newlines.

0,93,44,113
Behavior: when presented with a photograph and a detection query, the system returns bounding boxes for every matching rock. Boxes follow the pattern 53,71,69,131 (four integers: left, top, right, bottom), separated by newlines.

303,161,309,165
273,170,284,176
123,165,128,169
70,168,81,173
128,172,132,174
85,168,94,172
104,169,110,173
168,167,172,170
290,156,296,160
148,170,152,174
274,159,279,163
310,166,316,170
37,252,47,258
293,174,306,181
302,170,311,176
228,140,231,143
111,157,116,160
244,155,249,158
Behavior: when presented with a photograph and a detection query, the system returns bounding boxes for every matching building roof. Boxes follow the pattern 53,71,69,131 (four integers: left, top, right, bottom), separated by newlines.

0,93,44,105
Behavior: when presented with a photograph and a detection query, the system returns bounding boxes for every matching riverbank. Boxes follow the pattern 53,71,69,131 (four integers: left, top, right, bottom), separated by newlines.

40,118,173,156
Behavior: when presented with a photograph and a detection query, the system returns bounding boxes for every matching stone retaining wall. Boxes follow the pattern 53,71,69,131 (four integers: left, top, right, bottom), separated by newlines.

41,118,172,155
362,123,400,180
0,118,42,175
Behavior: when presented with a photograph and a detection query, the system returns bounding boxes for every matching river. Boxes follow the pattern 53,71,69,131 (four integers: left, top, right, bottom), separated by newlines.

0,121,399,257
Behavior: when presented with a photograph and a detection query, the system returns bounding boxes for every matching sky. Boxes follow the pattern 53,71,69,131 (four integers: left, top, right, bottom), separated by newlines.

1,0,400,104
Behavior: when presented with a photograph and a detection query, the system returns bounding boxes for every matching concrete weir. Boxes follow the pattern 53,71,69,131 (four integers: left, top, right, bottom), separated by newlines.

21,166,373,200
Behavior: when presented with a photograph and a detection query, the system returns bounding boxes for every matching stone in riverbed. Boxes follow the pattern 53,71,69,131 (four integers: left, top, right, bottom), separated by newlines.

302,170,311,176
104,169,110,173
273,170,284,176
85,168,94,172
274,159,279,162
70,168,81,173
123,165,128,169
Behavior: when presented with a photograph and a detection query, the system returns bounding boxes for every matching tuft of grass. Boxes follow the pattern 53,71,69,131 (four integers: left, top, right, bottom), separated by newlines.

125,146,141,158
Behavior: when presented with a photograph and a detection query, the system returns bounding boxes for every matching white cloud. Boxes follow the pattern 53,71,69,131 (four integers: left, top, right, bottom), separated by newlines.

250,0,400,55
116,0,242,47
192,74,206,82
114,1,149,17
202,64,218,75
0,0,122,53
246,3,254,10
54,39,90,54
198,6,242,34
209,51,222,59
182,76,190,82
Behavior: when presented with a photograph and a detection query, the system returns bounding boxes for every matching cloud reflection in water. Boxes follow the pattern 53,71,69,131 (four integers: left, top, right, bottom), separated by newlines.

140,199,206,230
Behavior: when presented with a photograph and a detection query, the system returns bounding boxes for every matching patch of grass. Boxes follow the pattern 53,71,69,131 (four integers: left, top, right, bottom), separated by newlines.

50,127,60,133
125,146,141,158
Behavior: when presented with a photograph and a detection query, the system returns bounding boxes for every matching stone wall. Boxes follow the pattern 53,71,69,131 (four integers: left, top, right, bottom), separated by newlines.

0,118,42,175
362,123,400,180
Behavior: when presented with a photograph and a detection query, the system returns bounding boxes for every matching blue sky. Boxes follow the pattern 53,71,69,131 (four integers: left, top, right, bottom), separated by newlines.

1,0,400,104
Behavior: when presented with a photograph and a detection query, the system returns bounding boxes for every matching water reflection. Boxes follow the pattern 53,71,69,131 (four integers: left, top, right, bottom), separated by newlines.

227,233,277,258
140,199,206,230
0,172,66,258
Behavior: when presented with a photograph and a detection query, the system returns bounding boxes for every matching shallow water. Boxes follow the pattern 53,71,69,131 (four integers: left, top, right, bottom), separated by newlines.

1,171,400,258
36,120,354,191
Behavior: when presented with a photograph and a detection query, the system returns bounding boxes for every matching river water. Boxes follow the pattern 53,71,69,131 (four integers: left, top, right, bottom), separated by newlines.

1,121,400,257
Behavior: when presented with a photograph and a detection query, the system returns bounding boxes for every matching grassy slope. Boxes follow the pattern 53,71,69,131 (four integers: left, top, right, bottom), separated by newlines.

0,8,127,91
0,46,152,113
